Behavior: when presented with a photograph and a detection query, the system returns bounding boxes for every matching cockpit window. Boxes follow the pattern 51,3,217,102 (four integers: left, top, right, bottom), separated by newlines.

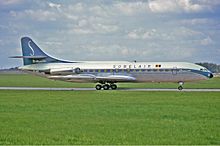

200,68,208,71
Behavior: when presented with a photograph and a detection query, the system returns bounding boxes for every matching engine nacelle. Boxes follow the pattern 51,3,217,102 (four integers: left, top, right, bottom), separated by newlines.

74,67,81,74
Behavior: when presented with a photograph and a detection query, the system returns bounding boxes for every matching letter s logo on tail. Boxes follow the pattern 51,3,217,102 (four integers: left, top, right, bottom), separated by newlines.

28,41,35,56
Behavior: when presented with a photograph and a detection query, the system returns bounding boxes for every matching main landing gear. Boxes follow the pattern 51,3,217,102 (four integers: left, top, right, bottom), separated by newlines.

95,82,117,90
178,81,184,91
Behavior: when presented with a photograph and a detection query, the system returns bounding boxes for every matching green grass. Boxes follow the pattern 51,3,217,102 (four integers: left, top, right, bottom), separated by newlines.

0,74,220,144
0,91,219,144
0,74,92,88
0,73,220,88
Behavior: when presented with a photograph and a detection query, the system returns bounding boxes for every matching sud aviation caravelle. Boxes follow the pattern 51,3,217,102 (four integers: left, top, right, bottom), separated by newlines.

11,37,213,90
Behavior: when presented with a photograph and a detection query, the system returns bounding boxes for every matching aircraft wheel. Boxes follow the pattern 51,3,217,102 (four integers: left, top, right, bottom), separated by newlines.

95,84,102,90
103,84,110,90
178,86,183,91
111,84,117,90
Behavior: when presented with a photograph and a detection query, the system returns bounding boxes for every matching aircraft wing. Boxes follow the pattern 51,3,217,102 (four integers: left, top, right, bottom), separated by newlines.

48,74,136,82
96,75,136,82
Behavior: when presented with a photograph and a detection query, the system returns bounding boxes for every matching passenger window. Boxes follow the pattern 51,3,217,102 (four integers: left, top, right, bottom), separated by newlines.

155,65,161,67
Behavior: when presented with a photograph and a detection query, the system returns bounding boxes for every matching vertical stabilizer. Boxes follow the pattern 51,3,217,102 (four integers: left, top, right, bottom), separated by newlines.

20,37,73,65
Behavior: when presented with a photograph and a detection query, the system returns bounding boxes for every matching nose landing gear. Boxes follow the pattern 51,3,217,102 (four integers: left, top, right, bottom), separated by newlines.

95,82,117,90
178,86,183,90
178,81,184,91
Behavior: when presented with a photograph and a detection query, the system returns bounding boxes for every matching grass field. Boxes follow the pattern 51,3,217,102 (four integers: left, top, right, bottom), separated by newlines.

0,91,220,145
0,74,220,144
0,73,220,89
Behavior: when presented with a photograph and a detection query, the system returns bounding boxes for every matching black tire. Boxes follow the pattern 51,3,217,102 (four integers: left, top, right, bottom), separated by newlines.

103,84,110,90
178,86,183,91
111,84,117,90
95,84,102,90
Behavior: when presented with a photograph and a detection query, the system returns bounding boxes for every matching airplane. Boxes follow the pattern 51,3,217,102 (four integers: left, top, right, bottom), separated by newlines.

11,37,213,90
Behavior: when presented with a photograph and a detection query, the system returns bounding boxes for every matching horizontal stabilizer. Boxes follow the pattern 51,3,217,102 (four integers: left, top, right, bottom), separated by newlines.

10,56,47,59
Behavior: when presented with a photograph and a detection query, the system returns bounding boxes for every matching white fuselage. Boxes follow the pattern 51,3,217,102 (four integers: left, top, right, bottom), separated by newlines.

15,37,214,90
19,61,212,83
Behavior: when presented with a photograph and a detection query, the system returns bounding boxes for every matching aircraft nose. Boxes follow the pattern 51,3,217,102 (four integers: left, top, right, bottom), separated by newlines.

208,73,214,78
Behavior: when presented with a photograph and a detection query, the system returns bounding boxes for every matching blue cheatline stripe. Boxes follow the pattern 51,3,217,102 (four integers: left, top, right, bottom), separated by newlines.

76,68,211,78
190,69,211,78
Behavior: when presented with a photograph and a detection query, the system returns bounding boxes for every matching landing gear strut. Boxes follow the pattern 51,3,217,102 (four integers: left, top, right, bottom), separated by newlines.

178,81,184,91
95,82,117,90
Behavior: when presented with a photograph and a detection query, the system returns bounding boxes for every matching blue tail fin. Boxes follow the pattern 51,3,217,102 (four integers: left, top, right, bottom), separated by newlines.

20,37,73,65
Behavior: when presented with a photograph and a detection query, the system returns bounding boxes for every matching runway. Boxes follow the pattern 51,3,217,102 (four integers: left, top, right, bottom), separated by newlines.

0,87,220,92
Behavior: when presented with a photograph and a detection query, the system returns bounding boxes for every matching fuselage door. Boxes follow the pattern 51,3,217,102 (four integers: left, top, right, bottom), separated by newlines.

172,67,178,75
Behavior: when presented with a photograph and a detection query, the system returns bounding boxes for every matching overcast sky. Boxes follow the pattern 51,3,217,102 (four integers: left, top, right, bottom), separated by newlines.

0,0,220,68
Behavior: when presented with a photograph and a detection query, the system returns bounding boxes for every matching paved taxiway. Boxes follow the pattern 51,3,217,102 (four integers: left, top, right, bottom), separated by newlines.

0,87,220,91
